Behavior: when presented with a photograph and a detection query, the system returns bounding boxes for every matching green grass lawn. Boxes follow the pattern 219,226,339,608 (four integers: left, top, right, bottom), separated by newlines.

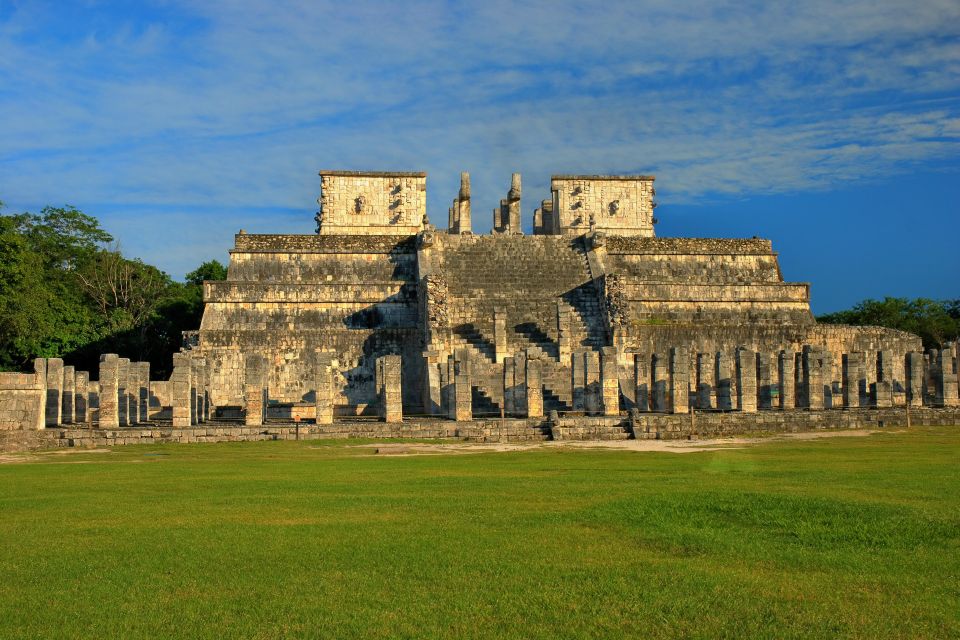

1,428,958,639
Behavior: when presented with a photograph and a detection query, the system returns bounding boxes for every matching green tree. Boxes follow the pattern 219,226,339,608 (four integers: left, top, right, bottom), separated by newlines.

818,297,960,350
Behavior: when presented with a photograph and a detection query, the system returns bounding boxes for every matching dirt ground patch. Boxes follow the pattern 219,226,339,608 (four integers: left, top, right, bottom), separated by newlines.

364,428,894,456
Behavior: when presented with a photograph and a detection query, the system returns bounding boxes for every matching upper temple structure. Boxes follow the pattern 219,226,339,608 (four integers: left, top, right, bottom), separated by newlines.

6,167,957,445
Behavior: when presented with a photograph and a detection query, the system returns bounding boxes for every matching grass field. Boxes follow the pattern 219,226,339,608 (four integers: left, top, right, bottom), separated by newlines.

1,428,958,639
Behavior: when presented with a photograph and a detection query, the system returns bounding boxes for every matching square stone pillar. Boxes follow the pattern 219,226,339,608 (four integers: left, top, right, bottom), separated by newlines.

935,349,959,407
777,350,795,410
378,354,403,423
736,348,757,413
503,356,516,415
243,353,266,427
842,353,862,408
454,354,472,422
669,346,689,414
117,358,131,426
634,353,650,412
821,350,834,409
571,351,586,412
61,365,75,424
445,355,456,420
422,350,442,415
694,353,712,409
45,358,64,427
802,346,823,410
315,350,336,424
906,352,924,407
584,350,601,415
716,352,733,410
513,350,527,416
557,303,572,362
75,371,89,424
136,362,151,423
600,347,620,416
189,358,200,425
98,354,120,428
171,352,193,428
651,352,669,412
525,351,543,418
493,309,508,364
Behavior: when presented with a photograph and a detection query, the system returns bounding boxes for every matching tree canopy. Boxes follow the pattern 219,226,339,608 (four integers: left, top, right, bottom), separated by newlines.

0,202,226,376
817,297,960,350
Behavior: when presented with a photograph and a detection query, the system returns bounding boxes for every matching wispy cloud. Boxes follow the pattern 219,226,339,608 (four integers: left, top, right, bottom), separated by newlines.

1,0,958,277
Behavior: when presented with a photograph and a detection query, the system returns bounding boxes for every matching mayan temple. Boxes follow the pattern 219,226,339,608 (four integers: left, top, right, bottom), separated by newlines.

3,169,958,445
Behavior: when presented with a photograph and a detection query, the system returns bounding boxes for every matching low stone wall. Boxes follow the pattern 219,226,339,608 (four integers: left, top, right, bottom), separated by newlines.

0,371,45,431
1,408,956,452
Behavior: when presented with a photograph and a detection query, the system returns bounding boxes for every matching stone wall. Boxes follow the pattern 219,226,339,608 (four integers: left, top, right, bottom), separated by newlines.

316,171,426,236
551,175,655,236
0,368,45,431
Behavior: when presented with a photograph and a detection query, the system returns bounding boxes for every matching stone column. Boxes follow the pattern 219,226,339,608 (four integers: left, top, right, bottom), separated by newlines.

557,303,571,362
172,352,193,428
935,349,959,407
75,371,89,424
503,356,516,416
572,351,586,412
735,348,757,413
651,351,669,412
45,358,63,427
454,353,472,421
61,365,75,424
600,346,620,416
513,350,527,416
669,346,689,414
778,350,795,410
116,358,131,426
445,355,456,420
716,351,733,410
188,357,200,425
755,353,771,409
422,350,442,415
98,354,120,428
315,350,335,424
378,355,403,423
243,353,266,427
821,350,834,409
906,352,924,408
802,346,823,410
584,350,601,415
136,362,150,423
525,351,543,418
843,353,864,408
493,309,507,364
634,353,650,412
507,173,521,233
694,353,711,409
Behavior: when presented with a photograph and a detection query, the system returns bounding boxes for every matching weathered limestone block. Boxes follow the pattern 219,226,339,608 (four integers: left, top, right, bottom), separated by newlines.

445,355,456,420
136,362,150,423
513,351,527,416
377,355,403,423
493,309,507,364
906,352,924,407
525,351,543,418
503,356,516,415
422,350,442,415
716,351,733,410
821,350,834,409
843,352,866,408
802,346,824,410
634,352,650,412
572,351,586,412
584,350,601,415
651,352,669,412
454,353,472,422
171,353,193,428
315,350,336,424
242,353,266,427
873,380,893,408
600,347,620,416
75,371,89,424
670,346,690,414
117,358,131,427
736,348,757,413
550,175,655,236
317,170,427,235
778,350,795,410
61,365,75,424
935,349,959,407
98,355,120,428
45,358,63,427
757,352,773,409
695,353,713,409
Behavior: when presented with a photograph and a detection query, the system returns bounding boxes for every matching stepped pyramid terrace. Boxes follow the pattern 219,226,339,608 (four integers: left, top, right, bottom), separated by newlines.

2,169,959,447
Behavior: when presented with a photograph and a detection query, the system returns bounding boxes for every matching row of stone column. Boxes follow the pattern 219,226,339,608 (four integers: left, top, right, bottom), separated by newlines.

168,352,211,428
96,355,152,427
39,358,93,426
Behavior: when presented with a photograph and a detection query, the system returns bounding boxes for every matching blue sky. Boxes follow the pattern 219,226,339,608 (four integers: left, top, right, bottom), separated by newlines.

1,0,958,313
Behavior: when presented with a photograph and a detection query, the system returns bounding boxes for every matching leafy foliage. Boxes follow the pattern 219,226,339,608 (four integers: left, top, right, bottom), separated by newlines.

0,202,225,376
817,297,960,349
